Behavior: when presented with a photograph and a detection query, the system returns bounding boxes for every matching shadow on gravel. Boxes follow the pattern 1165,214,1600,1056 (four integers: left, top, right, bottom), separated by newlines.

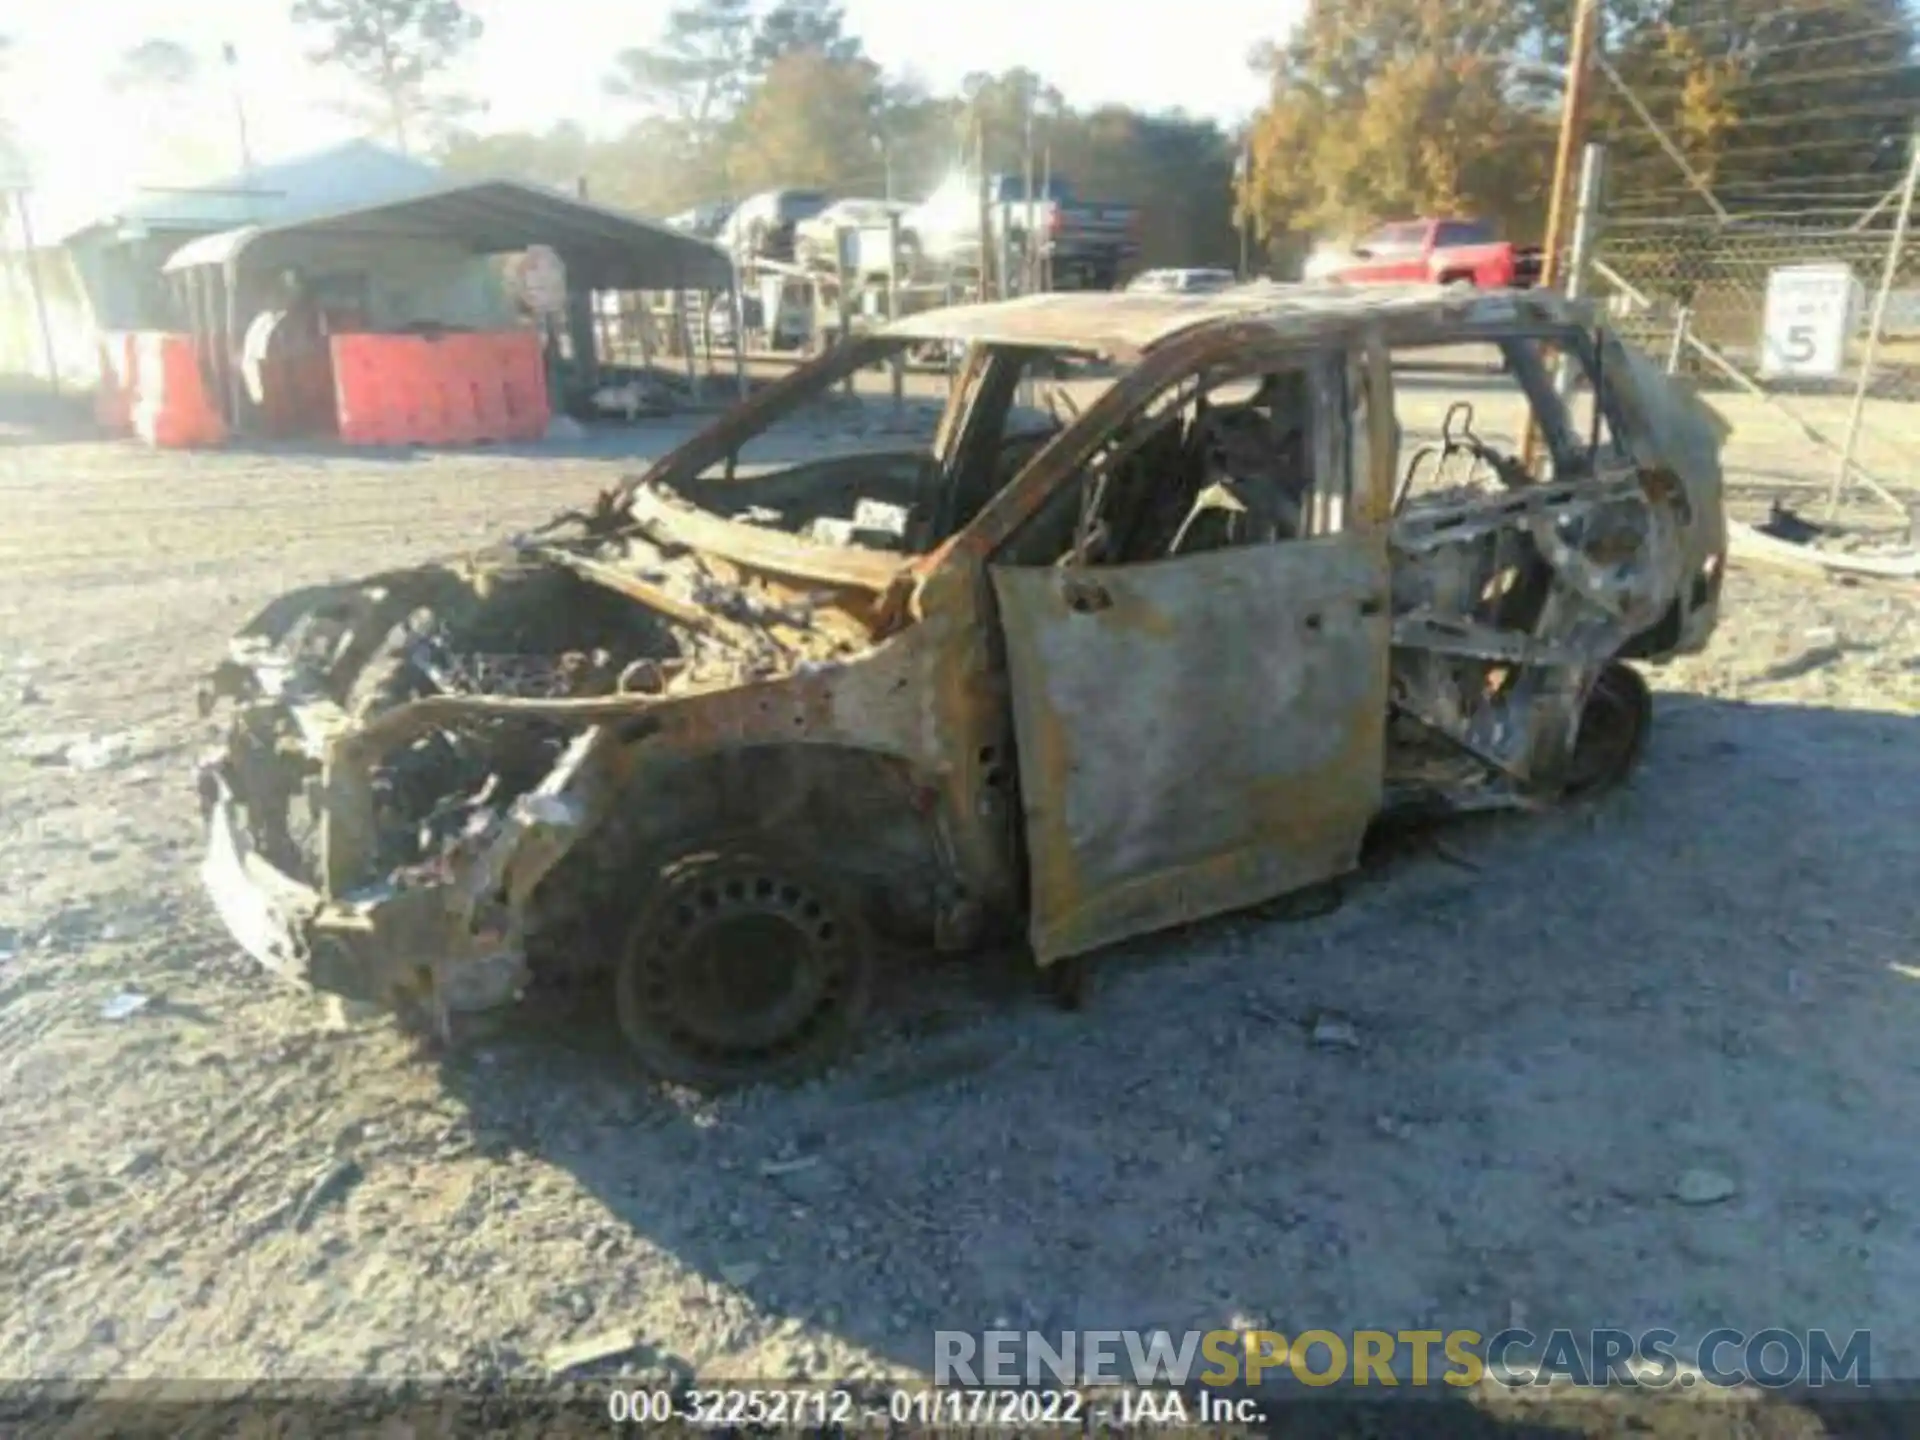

201,398,948,472
427,691,1920,1396
0,385,101,447
2,396,946,473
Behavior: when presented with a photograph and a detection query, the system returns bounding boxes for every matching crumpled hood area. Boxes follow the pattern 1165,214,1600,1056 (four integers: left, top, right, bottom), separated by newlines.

199,502,887,908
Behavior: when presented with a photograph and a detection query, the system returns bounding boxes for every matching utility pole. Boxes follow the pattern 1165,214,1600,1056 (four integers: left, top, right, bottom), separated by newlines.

974,112,993,302
1236,133,1253,280
1537,0,1601,294
1524,142,1608,466
1021,111,1034,294
1521,0,1600,469
223,43,254,175
1039,144,1053,292
1554,142,1607,408
9,189,62,396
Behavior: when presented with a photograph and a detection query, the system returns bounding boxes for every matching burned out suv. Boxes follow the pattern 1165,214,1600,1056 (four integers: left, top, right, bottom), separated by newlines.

198,285,1727,1090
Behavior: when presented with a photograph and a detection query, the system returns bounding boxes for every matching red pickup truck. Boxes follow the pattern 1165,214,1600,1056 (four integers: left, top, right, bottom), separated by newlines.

1322,218,1542,289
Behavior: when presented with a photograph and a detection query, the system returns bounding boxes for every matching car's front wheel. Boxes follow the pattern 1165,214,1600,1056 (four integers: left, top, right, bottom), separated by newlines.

615,848,874,1091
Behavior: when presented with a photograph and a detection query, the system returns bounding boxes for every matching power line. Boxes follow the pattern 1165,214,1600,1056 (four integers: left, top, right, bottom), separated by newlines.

1643,58,1918,99
1608,21,1914,72
1656,5,1914,43
1597,96,1920,136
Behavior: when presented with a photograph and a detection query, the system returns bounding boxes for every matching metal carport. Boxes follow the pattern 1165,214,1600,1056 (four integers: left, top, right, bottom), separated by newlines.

161,176,735,432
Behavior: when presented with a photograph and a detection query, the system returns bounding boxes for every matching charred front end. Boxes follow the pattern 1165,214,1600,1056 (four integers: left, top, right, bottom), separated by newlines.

198,558,674,1024
195,499,891,1042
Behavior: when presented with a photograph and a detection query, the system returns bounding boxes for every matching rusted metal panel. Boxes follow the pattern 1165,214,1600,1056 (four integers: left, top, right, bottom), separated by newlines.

990,532,1391,964
1357,330,1397,529
882,283,1598,360
628,485,908,593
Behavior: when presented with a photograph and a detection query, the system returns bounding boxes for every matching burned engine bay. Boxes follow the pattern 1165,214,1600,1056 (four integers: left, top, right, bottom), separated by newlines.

206,479,910,898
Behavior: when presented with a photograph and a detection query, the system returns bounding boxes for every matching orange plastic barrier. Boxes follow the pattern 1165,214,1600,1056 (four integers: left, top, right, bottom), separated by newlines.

92,332,140,433
330,330,549,446
129,332,225,449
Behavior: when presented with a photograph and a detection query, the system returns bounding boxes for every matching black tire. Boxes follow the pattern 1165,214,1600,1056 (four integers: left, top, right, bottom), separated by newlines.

1562,661,1652,799
615,849,873,1091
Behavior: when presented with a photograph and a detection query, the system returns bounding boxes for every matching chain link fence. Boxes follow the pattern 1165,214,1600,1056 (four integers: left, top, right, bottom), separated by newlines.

1591,214,1918,510
1578,7,1920,514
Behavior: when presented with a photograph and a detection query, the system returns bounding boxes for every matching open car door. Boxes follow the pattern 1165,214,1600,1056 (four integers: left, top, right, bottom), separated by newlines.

988,346,1396,965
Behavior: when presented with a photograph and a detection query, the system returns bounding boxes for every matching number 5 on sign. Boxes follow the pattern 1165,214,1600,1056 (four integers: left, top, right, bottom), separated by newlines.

1760,262,1860,379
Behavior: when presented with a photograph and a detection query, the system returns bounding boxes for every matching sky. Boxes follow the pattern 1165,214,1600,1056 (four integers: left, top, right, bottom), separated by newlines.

1,0,1294,236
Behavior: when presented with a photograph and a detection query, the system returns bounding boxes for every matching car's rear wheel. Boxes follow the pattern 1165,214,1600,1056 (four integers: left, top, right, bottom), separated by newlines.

615,849,873,1091
1562,660,1652,798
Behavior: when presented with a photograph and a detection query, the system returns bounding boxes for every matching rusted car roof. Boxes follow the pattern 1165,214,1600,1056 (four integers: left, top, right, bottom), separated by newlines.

879,283,1592,359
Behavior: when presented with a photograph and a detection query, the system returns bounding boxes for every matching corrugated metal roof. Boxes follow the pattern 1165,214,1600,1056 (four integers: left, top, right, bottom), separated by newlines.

159,177,734,291
879,283,1590,356
60,140,445,243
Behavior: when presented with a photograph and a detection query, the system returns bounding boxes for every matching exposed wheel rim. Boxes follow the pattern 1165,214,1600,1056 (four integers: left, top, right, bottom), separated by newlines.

1563,661,1652,798
617,855,870,1089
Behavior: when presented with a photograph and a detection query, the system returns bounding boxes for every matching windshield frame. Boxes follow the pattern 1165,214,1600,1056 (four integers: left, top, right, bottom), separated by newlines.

616,335,909,510
608,332,1083,579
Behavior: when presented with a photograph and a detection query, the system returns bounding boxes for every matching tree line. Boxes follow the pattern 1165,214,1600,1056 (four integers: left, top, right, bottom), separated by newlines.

1244,0,1917,264
23,0,1919,277
433,0,1245,273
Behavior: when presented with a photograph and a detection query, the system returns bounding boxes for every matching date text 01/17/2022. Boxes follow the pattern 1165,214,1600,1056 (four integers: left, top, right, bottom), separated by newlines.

604,1386,1269,1428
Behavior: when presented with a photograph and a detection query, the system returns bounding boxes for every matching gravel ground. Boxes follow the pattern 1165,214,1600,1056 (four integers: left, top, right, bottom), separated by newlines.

1,380,1917,1426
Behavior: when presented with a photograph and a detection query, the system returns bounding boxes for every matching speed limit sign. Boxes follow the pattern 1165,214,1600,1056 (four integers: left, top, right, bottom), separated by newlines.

1760,262,1859,379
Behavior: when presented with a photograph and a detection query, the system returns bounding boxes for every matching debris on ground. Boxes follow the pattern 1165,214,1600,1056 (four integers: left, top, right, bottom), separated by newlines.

545,1330,691,1383
1310,1013,1361,1051
1758,498,1827,544
588,378,680,422
1673,1168,1739,1206
291,1157,365,1230
1730,518,1920,582
14,731,142,771
98,992,150,1022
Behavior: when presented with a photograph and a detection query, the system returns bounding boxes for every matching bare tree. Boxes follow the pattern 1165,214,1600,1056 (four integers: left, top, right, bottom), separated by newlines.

605,0,755,140
290,0,483,154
